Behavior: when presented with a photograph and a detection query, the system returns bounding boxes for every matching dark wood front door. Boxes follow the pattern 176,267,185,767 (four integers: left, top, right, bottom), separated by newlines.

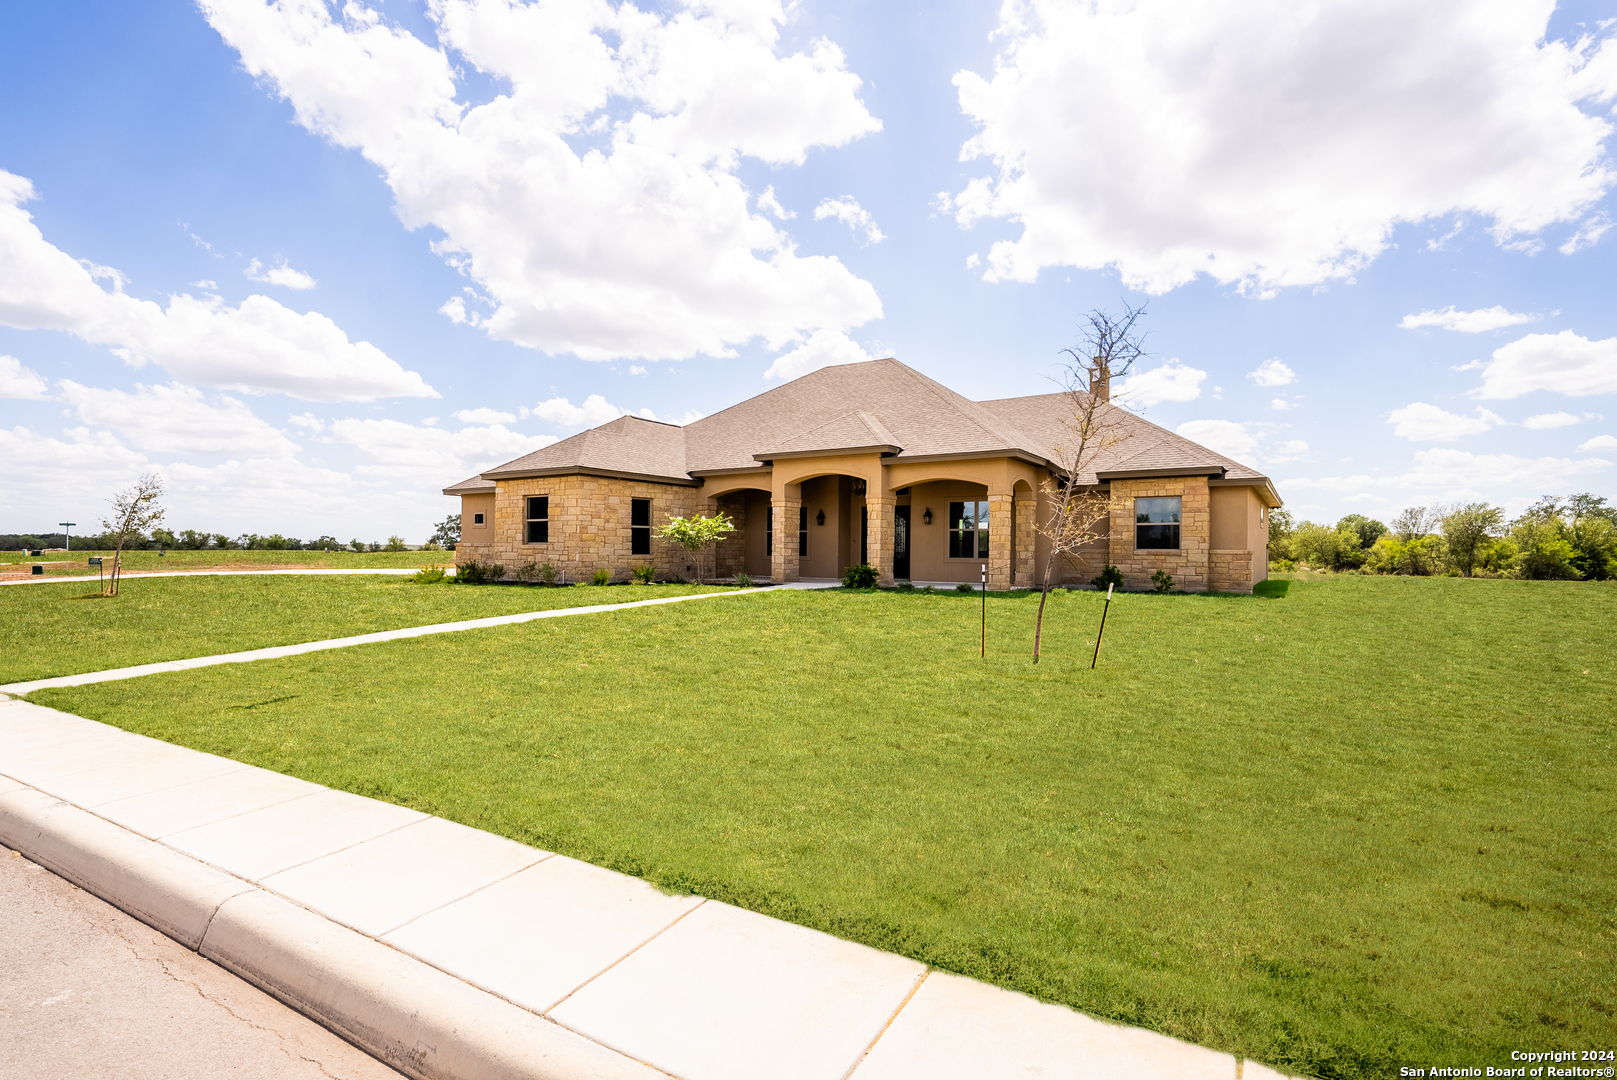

894,505,910,579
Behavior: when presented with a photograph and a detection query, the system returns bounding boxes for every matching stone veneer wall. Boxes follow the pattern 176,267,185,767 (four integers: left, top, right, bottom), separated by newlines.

455,475,698,582
1208,549,1254,593
710,493,750,579
1108,476,1211,592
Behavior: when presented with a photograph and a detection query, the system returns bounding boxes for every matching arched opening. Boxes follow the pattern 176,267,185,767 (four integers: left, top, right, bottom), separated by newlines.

707,487,773,579
901,478,991,584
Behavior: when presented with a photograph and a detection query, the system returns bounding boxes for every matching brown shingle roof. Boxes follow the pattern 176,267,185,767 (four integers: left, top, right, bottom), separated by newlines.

482,414,693,485
442,474,496,496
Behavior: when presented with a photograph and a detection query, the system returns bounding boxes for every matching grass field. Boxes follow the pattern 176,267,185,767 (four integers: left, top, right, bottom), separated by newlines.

0,576,722,683
23,576,1617,1078
0,547,451,578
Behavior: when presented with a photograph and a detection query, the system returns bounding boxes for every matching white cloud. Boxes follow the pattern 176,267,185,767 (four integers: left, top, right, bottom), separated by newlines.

1560,211,1612,254
1386,402,1499,441
629,365,648,376
1175,419,1261,461
1399,305,1539,332
452,407,517,425
1247,358,1296,387
756,186,794,220
1283,448,1611,499
1271,398,1295,411
287,412,324,430
763,327,876,381
56,380,301,457
325,416,557,482
1523,411,1582,429
1472,331,1617,399
191,279,218,290
202,0,884,362
814,197,885,244
245,257,318,290
0,171,435,401
1117,359,1206,406
947,1,1617,293
1269,438,1310,463
637,406,705,426
965,253,980,269
1577,434,1617,451
0,355,49,399
530,394,623,428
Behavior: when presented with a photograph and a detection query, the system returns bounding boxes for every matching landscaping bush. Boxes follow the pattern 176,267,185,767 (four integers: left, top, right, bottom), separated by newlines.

540,562,559,585
1090,564,1123,590
955,583,974,594
454,559,504,585
1151,569,1174,593
632,565,656,585
842,563,879,588
733,572,753,588
412,565,447,584
591,568,612,586
894,581,915,592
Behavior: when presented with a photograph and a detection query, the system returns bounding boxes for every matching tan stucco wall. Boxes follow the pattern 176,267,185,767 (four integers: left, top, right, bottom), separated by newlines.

458,493,496,548
1208,485,1267,592
906,480,989,583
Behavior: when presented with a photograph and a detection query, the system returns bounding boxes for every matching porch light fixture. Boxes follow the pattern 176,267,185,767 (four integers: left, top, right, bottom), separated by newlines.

923,507,933,525
816,509,826,526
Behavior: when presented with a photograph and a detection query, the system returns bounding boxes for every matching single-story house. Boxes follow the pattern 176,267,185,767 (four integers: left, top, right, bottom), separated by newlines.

443,358,1281,592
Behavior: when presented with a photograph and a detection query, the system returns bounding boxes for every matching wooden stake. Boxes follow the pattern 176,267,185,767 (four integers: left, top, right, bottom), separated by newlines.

980,563,987,658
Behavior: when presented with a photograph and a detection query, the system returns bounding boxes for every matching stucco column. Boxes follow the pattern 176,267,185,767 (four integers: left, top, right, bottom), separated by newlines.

988,492,1014,591
1013,489,1036,587
867,494,895,586
771,495,801,583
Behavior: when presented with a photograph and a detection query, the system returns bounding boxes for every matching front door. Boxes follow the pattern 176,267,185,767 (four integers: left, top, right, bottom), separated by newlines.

893,505,910,579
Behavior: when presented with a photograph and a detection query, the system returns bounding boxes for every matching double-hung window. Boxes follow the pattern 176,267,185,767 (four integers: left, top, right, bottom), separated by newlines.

1135,497,1181,549
949,500,989,559
525,496,549,543
631,499,652,555
798,506,809,557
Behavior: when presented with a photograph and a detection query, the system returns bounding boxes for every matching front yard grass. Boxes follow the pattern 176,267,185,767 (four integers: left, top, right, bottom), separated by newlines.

27,576,1616,1078
1,576,723,682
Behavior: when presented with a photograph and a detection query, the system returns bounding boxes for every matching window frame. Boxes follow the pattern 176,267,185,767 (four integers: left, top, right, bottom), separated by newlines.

1134,496,1182,551
948,500,990,560
472,512,484,525
798,505,808,558
524,496,549,544
766,505,773,557
630,498,652,556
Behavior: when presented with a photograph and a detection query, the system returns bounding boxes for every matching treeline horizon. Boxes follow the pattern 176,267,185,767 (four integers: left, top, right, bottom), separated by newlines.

5,515,463,555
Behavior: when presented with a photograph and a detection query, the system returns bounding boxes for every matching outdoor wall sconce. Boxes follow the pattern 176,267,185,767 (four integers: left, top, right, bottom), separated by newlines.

922,507,933,525
816,509,826,526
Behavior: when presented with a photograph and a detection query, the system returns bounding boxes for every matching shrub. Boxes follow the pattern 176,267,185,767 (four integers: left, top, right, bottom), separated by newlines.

894,581,916,592
733,572,754,587
922,585,936,594
842,563,879,588
1269,559,1295,572
384,535,408,552
1091,564,1123,590
540,562,559,585
1151,569,1174,593
591,568,612,586
514,561,541,583
412,565,447,584
955,583,975,594
631,565,656,585
455,559,504,585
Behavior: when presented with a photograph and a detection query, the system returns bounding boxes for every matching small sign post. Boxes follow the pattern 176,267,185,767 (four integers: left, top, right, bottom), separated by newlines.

89,556,103,590
1091,582,1115,670
980,562,987,658
59,522,76,552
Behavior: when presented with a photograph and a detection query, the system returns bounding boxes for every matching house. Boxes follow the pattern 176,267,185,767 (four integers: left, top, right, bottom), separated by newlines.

443,359,1281,592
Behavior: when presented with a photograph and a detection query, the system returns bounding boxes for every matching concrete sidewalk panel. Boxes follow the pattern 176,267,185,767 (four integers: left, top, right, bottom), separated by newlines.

201,889,667,1080
164,787,427,881
0,786,254,950
550,899,925,1080
848,969,1236,1080
0,774,26,797
0,724,184,782
263,815,548,937
27,745,252,808
93,765,324,840
383,855,703,1014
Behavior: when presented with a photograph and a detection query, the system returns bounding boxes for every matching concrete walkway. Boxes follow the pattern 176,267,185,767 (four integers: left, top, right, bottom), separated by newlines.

0,696,1293,1080
0,585,813,696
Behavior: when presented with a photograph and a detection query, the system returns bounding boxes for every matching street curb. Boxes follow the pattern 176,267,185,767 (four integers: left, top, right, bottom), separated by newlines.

0,782,665,1080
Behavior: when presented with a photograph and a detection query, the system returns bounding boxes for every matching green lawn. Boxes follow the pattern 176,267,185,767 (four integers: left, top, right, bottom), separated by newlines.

0,576,723,683
25,577,1617,1078
0,547,451,578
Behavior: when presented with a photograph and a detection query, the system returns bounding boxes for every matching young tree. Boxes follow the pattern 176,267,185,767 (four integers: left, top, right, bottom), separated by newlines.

431,514,461,550
99,472,166,596
658,511,735,583
1441,503,1504,576
1032,304,1146,663
1336,514,1388,549
1391,505,1441,543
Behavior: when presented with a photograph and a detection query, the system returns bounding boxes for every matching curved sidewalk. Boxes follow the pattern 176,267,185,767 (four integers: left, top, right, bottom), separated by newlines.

0,697,1293,1080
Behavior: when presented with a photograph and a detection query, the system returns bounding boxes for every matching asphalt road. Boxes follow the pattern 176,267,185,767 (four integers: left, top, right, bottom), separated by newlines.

0,844,403,1080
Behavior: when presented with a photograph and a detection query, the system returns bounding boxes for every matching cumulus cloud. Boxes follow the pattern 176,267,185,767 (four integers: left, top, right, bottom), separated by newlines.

1560,212,1613,254
0,171,435,401
1247,358,1295,387
1578,434,1617,451
325,416,557,482
202,0,884,362
814,197,885,244
1283,448,1611,498
1117,359,1206,406
1271,398,1296,411
57,380,301,457
0,355,49,399
1471,330,1617,399
637,406,705,425
947,1,1617,293
245,257,317,290
452,407,517,425
1522,411,1583,429
756,186,794,220
1399,305,1539,332
763,327,877,381
528,394,624,428
1386,402,1500,441
1175,419,1261,461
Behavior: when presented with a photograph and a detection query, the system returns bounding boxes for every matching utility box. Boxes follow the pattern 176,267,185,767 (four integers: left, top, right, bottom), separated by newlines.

32,564,43,575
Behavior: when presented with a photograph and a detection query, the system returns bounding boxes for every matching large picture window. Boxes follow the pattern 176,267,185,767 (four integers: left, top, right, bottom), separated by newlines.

766,505,773,557
630,498,651,555
949,500,989,559
525,496,549,544
798,505,808,557
1135,497,1181,549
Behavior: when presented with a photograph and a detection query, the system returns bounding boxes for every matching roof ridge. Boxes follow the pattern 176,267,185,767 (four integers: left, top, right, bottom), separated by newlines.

887,363,1042,454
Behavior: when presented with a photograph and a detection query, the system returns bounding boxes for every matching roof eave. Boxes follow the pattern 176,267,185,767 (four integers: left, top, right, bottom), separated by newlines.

479,465,699,487
1095,466,1228,481
753,444,902,462
886,449,1052,469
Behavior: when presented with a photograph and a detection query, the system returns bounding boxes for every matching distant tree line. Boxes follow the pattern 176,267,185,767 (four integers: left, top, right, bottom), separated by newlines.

5,530,429,553
1268,493,1617,580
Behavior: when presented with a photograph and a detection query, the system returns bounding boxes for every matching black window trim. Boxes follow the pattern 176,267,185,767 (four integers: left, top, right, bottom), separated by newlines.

1134,496,1182,551
947,499,990,560
630,498,652,556
525,495,549,544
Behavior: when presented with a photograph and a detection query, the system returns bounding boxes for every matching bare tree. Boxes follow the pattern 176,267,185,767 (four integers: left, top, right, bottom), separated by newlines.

100,472,166,596
1032,304,1146,663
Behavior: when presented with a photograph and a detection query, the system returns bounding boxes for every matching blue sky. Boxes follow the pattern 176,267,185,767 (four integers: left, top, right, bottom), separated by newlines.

2,0,1615,541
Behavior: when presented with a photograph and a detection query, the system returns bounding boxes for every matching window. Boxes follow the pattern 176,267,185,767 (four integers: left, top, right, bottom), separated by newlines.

1135,497,1181,549
631,498,651,555
525,496,549,543
949,501,989,559
766,505,773,557
798,506,808,557
472,513,484,525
